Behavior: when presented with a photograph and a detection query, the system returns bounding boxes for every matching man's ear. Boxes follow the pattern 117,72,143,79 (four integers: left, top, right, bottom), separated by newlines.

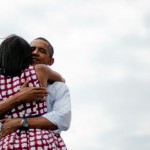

49,58,54,66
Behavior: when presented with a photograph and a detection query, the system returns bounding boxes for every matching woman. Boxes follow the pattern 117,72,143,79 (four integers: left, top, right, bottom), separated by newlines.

0,35,67,149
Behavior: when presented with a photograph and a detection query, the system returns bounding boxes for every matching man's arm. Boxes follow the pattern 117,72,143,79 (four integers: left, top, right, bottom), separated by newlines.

0,117,57,139
42,82,71,132
27,117,58,130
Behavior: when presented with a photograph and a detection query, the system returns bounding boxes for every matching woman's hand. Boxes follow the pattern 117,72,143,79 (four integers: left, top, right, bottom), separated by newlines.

0,80,48,120
15,80,48,104
0,118,21,139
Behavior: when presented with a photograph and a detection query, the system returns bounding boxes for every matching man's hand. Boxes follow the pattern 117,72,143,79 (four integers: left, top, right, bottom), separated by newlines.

15,80,48,104
0,118,21,139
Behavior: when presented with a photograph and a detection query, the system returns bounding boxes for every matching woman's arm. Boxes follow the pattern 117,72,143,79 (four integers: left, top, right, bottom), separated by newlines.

0,81,48,118
35,64,65,87
46,68,65,83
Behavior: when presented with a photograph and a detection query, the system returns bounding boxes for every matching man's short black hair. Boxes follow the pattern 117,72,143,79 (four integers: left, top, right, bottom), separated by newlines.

34,37,54,57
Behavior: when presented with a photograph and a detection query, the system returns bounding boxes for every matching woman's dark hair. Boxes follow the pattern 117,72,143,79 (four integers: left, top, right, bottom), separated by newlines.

0,34,32,77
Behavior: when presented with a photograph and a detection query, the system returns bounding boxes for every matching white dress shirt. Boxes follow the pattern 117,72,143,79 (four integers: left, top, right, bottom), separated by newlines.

42,82,71,134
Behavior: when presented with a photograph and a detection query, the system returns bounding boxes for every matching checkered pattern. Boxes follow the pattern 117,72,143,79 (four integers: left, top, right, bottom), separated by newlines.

0,65,67,150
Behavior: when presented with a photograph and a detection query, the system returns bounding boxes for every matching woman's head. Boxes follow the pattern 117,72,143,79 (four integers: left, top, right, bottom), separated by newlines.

0,34,32,77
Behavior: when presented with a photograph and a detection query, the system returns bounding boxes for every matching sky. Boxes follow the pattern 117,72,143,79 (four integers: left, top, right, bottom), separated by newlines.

0,0,150,149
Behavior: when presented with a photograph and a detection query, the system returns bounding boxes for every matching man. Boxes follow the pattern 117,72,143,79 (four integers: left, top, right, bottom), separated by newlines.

0,37,71,148
30,37,71,133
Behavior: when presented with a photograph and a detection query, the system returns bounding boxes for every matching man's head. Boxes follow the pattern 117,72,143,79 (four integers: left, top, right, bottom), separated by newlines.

30,37,54,66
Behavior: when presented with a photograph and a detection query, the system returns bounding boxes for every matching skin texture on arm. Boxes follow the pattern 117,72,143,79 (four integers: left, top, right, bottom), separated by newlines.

27,117,58,130
35,64,65,87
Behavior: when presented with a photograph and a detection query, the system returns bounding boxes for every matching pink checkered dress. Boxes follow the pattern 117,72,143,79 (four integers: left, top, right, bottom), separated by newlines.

0,65,67,150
